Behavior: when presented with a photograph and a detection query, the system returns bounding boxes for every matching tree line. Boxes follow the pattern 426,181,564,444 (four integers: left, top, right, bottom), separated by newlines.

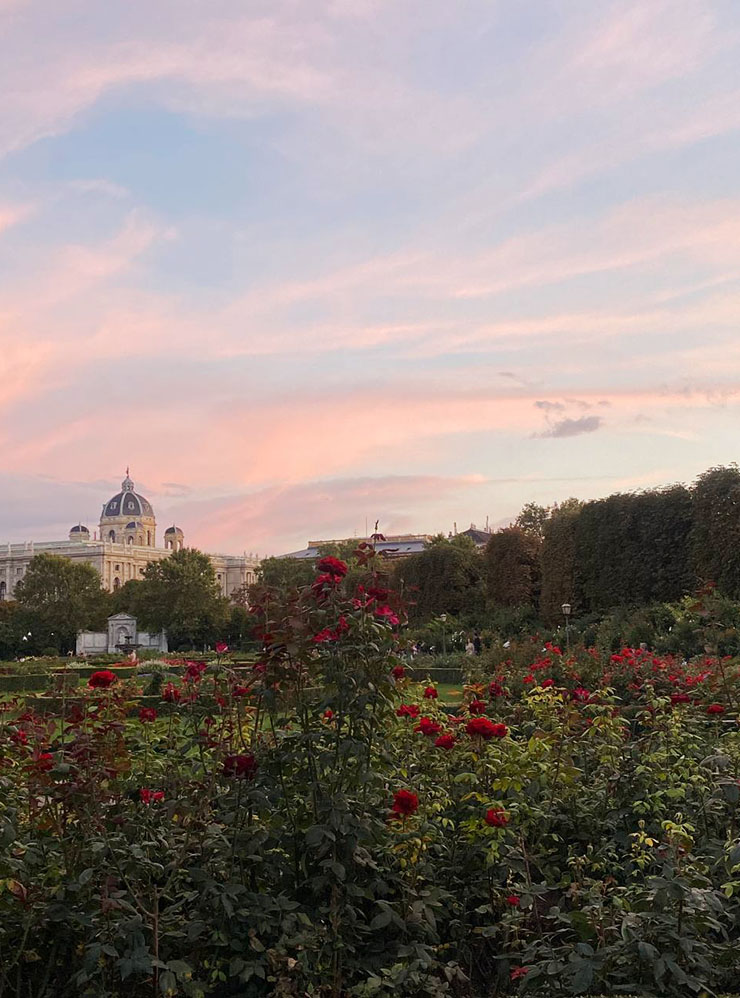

392,465,740,625
0,549,253,657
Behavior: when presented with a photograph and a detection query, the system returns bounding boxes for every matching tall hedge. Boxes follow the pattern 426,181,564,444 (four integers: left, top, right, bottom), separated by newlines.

540,503,581,623
691,465,740,597
484,526,541,609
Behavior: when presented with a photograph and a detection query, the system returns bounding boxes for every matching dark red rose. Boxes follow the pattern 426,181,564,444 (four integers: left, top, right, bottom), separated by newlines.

506,895,520,906
139,788,165,804
415,717,442,737
185,661,207,683
434,733,456,750
215,642,229,654
375,605,399,626
707,703,725,715
138,707,157,723
670,693,691,705
466,717,507,740
541,678,554,688
489,681,505,697
392,665,406,679
313,627,336,644
397,703,420,718
572,687,591,702
316,556,348,578
485,807,508,827
222,754,257,779
323,708,334,720
88,670,117,689
391,789,418,817
162,683,181,703
468,699,487,714
232,684,250,697
423,686,438,699
31,752,54,773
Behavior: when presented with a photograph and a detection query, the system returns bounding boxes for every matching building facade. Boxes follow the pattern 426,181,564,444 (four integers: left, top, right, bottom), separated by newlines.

0,473,259,601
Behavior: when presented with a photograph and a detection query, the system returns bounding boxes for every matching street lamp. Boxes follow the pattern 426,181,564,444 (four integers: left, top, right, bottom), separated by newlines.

439,614,448,656
561,603,572,653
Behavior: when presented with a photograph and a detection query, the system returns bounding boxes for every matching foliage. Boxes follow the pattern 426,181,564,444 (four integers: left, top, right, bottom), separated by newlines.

540,500,582,623
484,526,541,609
393,535,485,624
256,554,316,590
691,465,740,597
514,501,551,538
13,553,109,653
134,549,229,649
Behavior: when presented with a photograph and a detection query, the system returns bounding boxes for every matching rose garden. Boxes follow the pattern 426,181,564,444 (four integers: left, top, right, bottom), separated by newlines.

2,536,740,998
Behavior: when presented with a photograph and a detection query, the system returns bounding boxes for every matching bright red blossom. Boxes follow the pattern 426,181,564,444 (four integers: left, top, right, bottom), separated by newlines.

423,686,438,699
707,703,725,715
397,703,420,718
468,699,487,714
415,717,442,737
316,556,348,578
505,895,521,906
139,788,165,804
485,808,509,827
434,733,456,750
88,670,117,689
466,717,507,740
391,789,419,818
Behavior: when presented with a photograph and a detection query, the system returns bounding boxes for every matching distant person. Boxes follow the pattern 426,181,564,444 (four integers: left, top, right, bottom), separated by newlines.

465,638,475,657
473,632,482,656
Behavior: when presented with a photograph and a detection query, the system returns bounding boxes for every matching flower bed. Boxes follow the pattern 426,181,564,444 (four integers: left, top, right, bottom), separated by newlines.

1,564,740,996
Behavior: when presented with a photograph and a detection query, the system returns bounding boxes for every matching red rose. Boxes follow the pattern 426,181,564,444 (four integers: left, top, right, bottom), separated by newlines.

375,605,400,626
162,683,181,703
510,967,529,981
434,733,456,750
138,707,157,723
415,717,442,737
323,708,334,720
139,788,165,804
485,808,508,827
468,699,487,715
392,665,406,679
523,674,535,684
215,642,229,654
670,693,691,705
505,895,520,906
31,752,54,773
489,681,505,697
232,684,250,697
397,703,420,718
541,678,554,688
423,686,438,699
572,687,591,702
185,661,207,682
88,670,117,689
222,754,257,779
391,789,418,817
707,703,725,715
466,717,507,740
316,556,347,578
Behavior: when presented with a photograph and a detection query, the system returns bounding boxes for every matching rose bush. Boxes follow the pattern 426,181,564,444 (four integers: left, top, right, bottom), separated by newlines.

0,562,740,996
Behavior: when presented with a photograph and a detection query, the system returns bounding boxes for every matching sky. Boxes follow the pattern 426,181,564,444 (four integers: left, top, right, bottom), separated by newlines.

2,0,740,556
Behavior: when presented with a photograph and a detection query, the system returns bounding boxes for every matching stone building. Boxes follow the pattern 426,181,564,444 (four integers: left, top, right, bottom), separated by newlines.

0,472,259,601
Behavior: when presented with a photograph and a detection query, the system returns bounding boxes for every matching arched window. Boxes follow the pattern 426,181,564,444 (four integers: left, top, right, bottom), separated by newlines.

109,530,116,542
113,577,120,590
147,531,151,546
127,536,133,545
0,581,6,601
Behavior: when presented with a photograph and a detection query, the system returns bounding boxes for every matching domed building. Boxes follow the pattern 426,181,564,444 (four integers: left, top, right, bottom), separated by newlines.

0,471,259,601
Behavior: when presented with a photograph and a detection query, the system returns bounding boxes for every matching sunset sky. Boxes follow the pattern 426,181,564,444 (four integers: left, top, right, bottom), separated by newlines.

2,0,740,556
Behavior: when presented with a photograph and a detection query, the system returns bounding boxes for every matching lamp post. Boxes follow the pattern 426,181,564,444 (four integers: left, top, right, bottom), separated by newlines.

561,603,572,653
439,613,448,656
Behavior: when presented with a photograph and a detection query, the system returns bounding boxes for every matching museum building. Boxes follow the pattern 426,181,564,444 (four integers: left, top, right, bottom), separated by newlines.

0,472,259,601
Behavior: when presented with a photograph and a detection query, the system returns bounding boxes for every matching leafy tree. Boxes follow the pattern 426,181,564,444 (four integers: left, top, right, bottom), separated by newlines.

0,600,23,660
110,578,142,615
515,501,551,538
484,527,541,608
14,553,109,653
691,465,740,596
135,549,229,649
392,535,485,623
257,555,316,590
540,500,582,623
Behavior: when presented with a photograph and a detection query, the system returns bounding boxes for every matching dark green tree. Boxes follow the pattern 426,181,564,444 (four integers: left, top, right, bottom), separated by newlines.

484,527,541,609
14,553,109,653
691,465,740,596
392,535,485,623
0,601,24,660
257,555,316,590
135,549,229,649
540,499,582,623
515,501,551,539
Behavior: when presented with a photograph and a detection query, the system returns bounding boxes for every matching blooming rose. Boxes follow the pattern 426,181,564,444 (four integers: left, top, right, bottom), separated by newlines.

510,967,529,981
397,703,420,718
485,807,509,827
541,678,554,688
392,665,406,680
572,687,591,702
670,693,691,705
415,717,442,737
31,752,54,773
232,684,250,697
391,789,419,817
468,699,487,714
316,556,348,578
434,733,456,750
313,628,337,644
466,717,507,740
323,708,334,721
489,681,505,697
185,661,207,682
215,642,229,655
162,683,181,703
138,707,157,723
707,703,725,715
222,754,257,779
423,686,438,699
139,788,165,804
375,605,400,626
88,670,117,689
505,895,521,906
